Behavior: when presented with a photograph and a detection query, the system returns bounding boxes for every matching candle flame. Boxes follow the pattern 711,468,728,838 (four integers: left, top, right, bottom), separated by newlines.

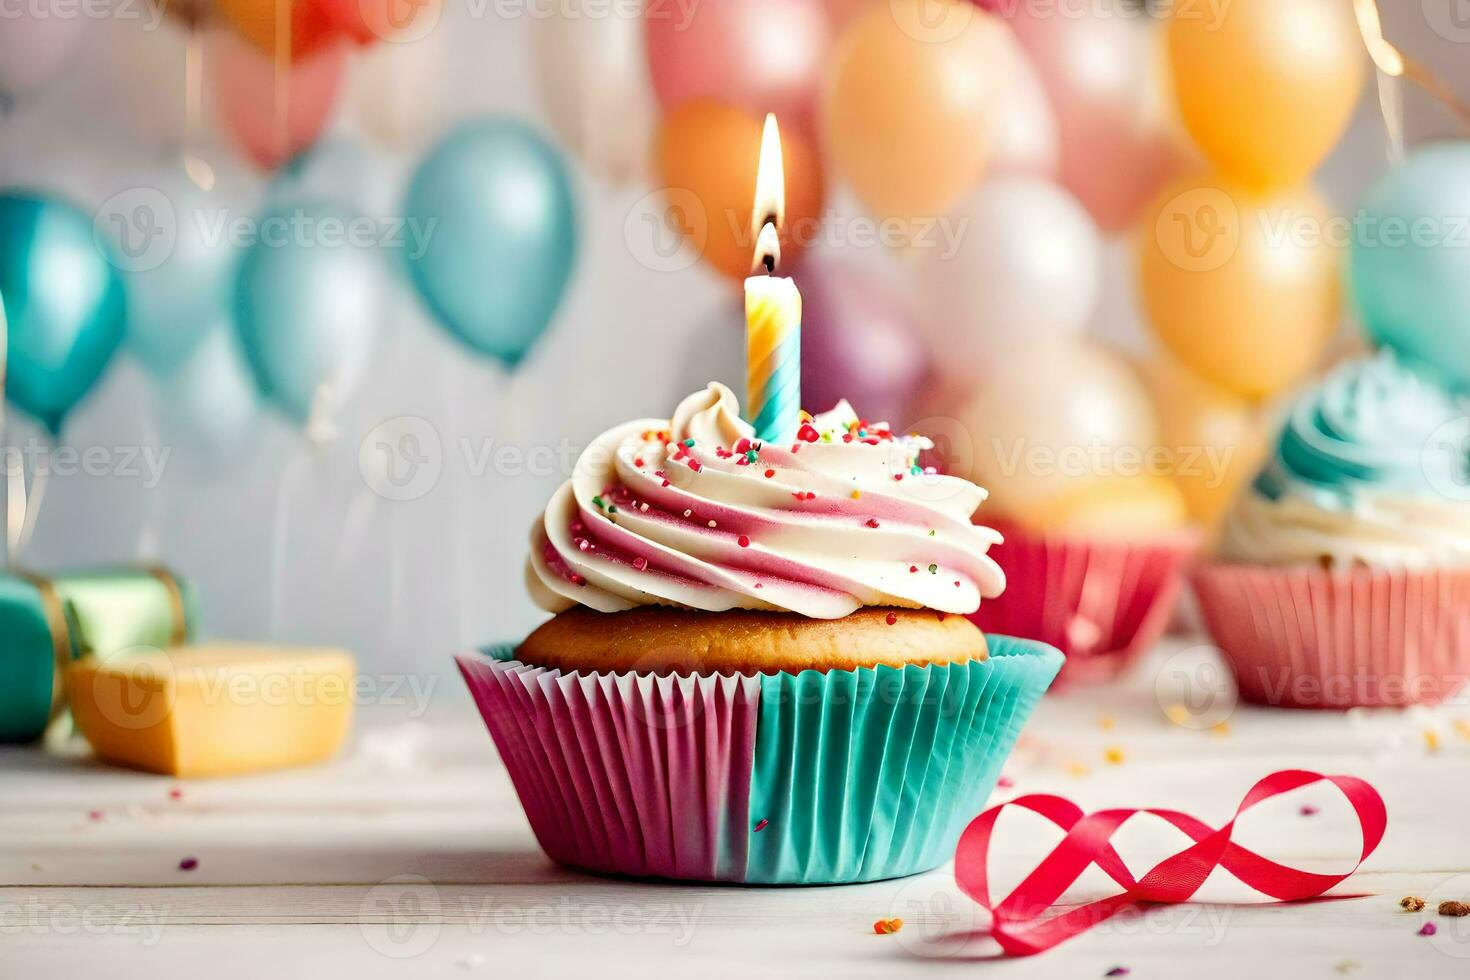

751,112,785,275
1354,0,1405,77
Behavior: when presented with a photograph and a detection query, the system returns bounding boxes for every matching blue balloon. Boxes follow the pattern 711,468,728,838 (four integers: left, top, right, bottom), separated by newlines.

108,169,238,377
404,119,577,366
0,192,126,435
1351,142,1470,389
233,200,384,427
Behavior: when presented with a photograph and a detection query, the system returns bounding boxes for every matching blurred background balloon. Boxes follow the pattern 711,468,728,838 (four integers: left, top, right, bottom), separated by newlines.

534,0,655,185
210,29,347,170
233,199,385,429
986,23,1058,178
1017,474,1188,538
107,167,240,378
915,178,1100,383
404,119,577,366
157,323,264,473
346,30,447,150
1351,142,1470,390
795,255,924,424
1168,0,1363,189
1008,3,1190,232
645,0,831,135
0,193,126,435
315,0,442,45
955,338,1159,529
1137,174,1343,401
0,12,86,99
1136,353,1269,530
822,0,1005,223
654,100,824,281
214,0,341,61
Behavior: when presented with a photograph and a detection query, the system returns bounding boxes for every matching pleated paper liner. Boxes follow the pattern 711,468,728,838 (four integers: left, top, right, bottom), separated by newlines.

971,520,1201,686
456,635,1062,885
1193,562,1470,709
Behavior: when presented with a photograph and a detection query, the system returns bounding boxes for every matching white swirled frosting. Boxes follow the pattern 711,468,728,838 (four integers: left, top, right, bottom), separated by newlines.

527,383,1006,619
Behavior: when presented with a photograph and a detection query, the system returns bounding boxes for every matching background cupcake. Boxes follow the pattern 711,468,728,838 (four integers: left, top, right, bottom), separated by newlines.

1195,351,1470,708
459,383,1062,884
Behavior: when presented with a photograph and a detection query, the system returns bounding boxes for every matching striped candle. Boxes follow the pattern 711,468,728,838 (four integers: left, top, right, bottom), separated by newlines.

745,269,802,442
744,114,801,443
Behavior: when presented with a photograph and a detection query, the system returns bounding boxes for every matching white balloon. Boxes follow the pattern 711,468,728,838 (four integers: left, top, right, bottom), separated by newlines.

988,27,1059,178
916,177,1100,383
955,338,1158,516
534,0,655,184
349,33,447,150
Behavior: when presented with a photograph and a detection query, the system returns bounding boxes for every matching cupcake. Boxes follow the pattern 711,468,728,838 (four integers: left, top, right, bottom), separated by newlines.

458,383,1062,884
1194,351,1470,708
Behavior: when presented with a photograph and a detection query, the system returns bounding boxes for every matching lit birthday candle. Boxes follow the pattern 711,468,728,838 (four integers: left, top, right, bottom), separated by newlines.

745,113,801,443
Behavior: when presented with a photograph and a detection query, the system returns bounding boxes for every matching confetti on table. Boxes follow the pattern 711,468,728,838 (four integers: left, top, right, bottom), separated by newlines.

87,810,103,822
1419,922,1438,936
1103,746,1125,766
872,918,903,935
1211,721,1231,738
1104,968,1130,977
1065,761,1090,778
1164,703,1190,726
1439,901,1470,917
1423,729,1441,753
178,857,198,871
168,788,184,801
1401,896,1426,912
1300,805,1319,817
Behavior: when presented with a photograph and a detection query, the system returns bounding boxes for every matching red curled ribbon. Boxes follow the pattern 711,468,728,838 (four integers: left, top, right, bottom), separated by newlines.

954,769,1387,957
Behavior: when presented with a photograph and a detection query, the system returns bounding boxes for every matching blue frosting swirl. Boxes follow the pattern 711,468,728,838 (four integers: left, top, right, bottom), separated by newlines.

1255,351,1470,507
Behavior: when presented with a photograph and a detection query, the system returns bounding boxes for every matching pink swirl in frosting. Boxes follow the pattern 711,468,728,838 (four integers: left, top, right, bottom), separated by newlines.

526,383,1005,619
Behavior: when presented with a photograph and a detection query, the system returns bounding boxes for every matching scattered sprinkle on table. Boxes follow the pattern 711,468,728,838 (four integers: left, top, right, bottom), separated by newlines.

1440,901,1470,917
1098,715,1116,731
1103,746,1125,766
1424,729,1441,752
1299,805,1319,817
1211,721,1231,737
87,810,103,822
1104,967,1130,977
1401,896,1426,912
168,788,183,801
872,918,903,935
1419,922,1438,936
178,857,198,871
996,775,1014,789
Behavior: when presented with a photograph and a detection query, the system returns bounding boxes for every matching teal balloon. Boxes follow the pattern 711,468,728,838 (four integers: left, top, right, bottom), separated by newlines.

0,192,126,435
404,119,577,366
233,200,383,426
1351,142,1470,389
115,170,237,377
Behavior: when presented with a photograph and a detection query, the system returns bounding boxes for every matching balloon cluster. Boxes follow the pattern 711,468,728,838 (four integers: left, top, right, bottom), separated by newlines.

573,0,1365,537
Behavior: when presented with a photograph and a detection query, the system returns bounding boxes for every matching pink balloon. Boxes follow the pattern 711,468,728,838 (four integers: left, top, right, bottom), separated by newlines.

794,255,926,425
645,0,832,134
1005,8,1190,232
0,15,85,96
988,24,1058,178
209,29,346,171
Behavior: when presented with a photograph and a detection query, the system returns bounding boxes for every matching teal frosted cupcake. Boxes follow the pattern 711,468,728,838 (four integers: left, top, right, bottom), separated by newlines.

1196,352,1470,707
457,383,1062,883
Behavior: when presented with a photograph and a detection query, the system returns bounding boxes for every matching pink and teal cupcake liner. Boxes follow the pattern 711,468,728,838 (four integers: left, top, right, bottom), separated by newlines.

456,634,1062,884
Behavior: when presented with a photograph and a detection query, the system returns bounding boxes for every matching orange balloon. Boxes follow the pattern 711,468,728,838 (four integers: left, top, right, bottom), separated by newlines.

822,0,1004,221
654,100,825,282
1136,173,1342,400
1136,354,1269,529
1167,0,1364,188
215,0,340,62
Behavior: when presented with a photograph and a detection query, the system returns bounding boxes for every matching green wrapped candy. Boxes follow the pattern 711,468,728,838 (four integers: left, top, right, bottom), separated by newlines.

0,568,195,742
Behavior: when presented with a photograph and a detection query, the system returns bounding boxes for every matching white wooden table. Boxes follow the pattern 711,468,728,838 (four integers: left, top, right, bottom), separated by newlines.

6,638,1470,978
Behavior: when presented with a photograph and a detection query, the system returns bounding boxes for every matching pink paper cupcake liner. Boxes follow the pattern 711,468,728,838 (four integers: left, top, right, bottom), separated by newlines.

1192,562,1470,709
971,520,1200,685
